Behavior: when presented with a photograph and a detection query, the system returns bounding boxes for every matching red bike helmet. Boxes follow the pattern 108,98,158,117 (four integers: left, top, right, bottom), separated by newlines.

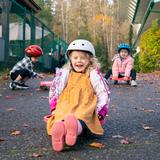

25,45,43,57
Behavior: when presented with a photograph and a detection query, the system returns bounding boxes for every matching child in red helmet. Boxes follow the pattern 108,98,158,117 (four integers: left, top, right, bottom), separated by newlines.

9,45,44,90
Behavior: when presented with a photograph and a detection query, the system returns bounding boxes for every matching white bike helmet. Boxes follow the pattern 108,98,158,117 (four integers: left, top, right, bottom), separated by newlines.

66,39,95,57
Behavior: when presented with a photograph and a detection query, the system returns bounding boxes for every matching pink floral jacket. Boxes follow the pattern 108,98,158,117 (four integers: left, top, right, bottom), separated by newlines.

49,68,110,120
112,54,134,77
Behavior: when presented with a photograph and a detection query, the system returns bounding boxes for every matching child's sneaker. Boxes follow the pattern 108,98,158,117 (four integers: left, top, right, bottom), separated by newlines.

130,80,137,87
9,82,17,90
9,82,29,90
64,114,78,146
20,83,29,89
51,121,65,152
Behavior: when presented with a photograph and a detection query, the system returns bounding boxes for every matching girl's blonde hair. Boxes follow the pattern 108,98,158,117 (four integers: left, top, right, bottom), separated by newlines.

63,52,101,74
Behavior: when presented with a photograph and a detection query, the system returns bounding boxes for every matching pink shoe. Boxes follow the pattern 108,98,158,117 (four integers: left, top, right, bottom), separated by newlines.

51,121,65,152
64,114,78,146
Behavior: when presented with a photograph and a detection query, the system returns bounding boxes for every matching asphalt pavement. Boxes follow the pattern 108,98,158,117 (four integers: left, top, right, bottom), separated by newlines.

0,73,160,160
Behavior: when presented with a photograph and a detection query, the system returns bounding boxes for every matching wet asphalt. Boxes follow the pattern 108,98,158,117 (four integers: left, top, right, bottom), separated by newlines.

0,73,160,160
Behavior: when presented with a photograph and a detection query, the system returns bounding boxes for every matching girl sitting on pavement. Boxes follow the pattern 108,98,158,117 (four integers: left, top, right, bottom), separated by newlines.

45,39,110,152
105,43,137,86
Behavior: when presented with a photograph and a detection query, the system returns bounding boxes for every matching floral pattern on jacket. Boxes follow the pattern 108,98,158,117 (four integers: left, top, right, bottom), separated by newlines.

49,68,110,120
112,54,134,77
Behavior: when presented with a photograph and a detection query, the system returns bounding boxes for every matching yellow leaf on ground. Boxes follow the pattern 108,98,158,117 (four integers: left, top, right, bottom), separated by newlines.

89,142,105,148
32,152,42,157
10,130,21,136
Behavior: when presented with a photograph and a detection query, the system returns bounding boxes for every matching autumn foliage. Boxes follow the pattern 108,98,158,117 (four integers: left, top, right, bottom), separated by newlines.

135,20,160,73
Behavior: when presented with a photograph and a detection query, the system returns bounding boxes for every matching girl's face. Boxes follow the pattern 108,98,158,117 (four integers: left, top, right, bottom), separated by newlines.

119,49,129,58
31,57,38,63
69,51,90,73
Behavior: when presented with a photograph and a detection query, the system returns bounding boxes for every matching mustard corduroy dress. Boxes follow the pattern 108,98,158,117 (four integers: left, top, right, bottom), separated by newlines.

47,71,104,135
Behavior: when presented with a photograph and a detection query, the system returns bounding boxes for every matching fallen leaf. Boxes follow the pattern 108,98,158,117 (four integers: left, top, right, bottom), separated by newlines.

89,142,105,148
120,137,134,144
143,109,155,113
146,98,152,100
112,135,123,138
10,130,21,136
139,108,155,113
146,98,160,101
121,139,129,144
142,124,152,130
5,95,14,99
2,75,9,80
0,137,5,141
7,108,16,111
32,152,42,157
22,123,29,127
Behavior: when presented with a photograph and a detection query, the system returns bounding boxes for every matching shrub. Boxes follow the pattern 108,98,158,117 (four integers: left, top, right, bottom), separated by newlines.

138,20,160,72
